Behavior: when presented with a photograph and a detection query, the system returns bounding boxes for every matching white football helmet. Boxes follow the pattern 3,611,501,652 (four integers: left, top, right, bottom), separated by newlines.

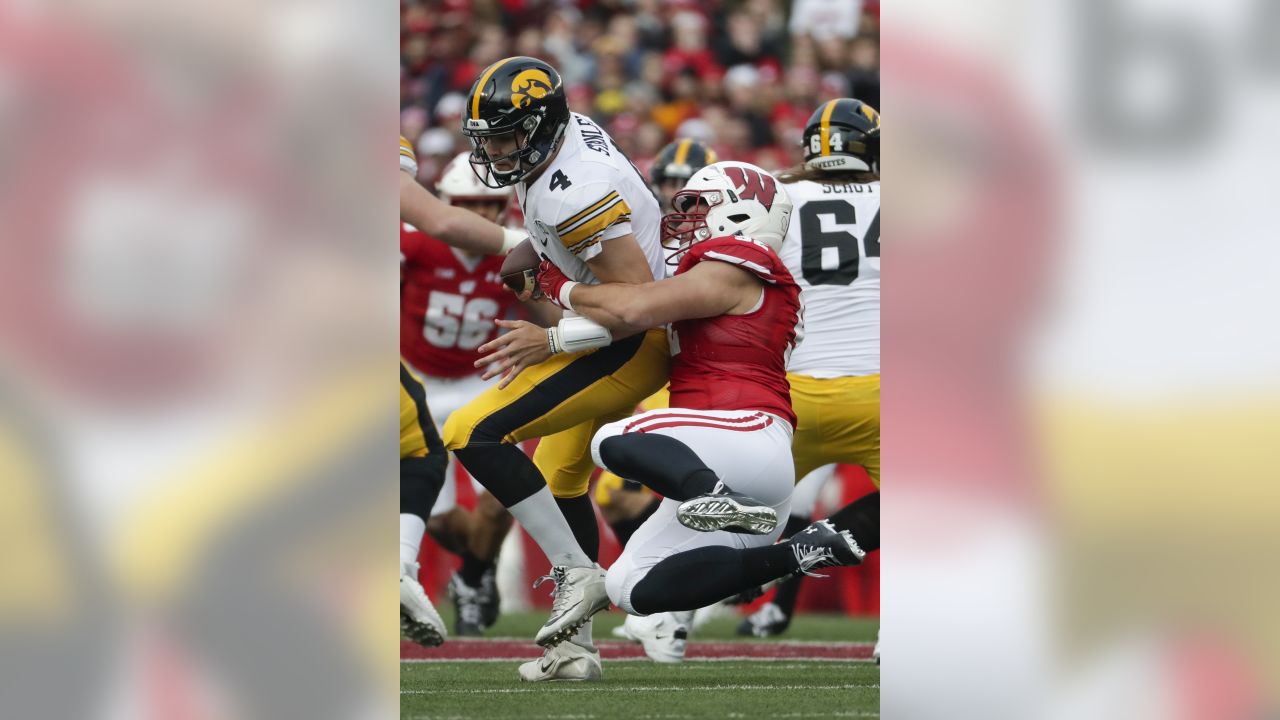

436,151,513,206
661,161,792,262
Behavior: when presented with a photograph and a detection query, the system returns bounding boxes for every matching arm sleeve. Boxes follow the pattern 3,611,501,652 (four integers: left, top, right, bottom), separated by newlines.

400,135,418,176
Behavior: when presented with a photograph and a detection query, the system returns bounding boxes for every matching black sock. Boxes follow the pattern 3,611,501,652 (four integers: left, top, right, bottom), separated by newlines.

457,552,492,587
452,444,546,508
629,544,801,614
400,455,446,518
597,434,721,501
609,496,662,547
826,492,880,553
769,514,811,614
555,494,600,563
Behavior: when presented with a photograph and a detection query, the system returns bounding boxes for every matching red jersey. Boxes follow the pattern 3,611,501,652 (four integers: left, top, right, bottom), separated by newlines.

666,236,803,427
400,223,520,378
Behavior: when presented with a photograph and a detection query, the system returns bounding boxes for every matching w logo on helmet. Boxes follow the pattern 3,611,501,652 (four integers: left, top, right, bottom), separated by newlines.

724,166,777,211
511,69,555,110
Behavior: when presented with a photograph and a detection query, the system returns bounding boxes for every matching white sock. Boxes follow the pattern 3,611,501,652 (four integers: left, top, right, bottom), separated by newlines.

400,513,426,573
507,486,592,568
572,618,594,648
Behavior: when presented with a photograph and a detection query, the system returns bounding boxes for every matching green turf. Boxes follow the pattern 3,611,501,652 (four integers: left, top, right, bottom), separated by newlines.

403,611,879,719
401,661,878,719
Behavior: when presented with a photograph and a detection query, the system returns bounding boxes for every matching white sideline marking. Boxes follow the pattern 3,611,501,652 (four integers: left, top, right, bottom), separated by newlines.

402,683,879,694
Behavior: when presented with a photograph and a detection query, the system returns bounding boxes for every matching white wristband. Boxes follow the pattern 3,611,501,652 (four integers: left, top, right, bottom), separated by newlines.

547,316,612,354
557,281,579,311
499,228,526,255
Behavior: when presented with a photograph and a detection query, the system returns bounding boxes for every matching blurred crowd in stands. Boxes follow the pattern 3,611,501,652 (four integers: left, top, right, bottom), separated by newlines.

402,0,879,187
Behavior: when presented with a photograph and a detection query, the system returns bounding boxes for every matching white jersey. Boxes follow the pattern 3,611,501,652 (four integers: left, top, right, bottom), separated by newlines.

778,179,880,377
517,113,665,286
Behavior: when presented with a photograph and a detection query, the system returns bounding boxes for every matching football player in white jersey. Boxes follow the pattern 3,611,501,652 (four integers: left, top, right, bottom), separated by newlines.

741,99,884,636
440,57,670,682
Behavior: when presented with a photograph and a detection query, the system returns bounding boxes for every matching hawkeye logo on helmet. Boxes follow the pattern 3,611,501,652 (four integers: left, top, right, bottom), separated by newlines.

511,69,555,110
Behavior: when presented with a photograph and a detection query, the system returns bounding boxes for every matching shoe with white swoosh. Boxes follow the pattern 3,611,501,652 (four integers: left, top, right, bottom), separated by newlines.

517,640,602,682
618,611,691,664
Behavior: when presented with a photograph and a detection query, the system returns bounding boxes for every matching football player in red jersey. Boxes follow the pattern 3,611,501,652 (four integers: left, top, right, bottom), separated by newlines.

518,161,864,664
400,153,528,635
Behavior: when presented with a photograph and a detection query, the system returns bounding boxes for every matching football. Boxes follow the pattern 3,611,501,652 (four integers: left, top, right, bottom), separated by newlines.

499,237,541,294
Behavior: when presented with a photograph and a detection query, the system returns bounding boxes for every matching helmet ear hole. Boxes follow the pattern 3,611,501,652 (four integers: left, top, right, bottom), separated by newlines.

727,213,751,223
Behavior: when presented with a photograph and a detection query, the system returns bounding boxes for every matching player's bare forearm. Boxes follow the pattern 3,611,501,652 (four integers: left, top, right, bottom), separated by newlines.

399,172,504,255
570,261,756,333
523,297,563,328
565,282,653,337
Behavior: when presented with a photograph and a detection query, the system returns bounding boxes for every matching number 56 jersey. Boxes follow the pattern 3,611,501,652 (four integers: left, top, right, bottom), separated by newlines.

778,179,880,377
400,223,521,379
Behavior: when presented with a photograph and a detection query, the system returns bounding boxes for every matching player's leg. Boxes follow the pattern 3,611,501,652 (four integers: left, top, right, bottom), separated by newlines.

462,489,512,628
739,463,837,637
399,365,449,646
424,469,466,554
524,415,626,663
592,409,784,535
443,328,669,646
422,372,511,635
595,409,795,612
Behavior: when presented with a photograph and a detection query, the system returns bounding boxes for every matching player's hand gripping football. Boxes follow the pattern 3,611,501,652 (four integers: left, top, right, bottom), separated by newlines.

475,319,554,389
535,260,574,309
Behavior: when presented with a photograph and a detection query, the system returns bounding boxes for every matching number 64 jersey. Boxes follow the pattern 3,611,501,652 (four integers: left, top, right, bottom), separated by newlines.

778,179,880,377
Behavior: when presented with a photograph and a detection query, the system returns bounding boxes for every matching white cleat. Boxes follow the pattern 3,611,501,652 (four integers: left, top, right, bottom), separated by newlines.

400,562,446,647
532,565,611,647
873,629,881,666
618,612,690,664
518,641,603,682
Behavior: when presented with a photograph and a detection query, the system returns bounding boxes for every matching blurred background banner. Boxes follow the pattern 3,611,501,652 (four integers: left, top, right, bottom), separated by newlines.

0,1,399,718
884,0,1280,717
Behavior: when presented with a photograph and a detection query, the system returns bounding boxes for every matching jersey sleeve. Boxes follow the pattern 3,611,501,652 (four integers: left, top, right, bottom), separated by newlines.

551,182,633,261
400,223,424,265
400,135,418,176
689,236,794,286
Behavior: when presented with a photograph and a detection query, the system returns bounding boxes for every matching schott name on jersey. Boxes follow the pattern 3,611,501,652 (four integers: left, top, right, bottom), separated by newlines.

575,115,611,156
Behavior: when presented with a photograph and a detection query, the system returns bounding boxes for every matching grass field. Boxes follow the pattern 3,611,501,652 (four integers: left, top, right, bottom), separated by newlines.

401,609,879,719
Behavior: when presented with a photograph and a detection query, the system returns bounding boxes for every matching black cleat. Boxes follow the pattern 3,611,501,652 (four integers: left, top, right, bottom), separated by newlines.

476,566,501,629
448,573,487,637
788,520,866,577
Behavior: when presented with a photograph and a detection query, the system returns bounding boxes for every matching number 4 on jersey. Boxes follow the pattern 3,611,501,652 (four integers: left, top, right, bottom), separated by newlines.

549,170,572,191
